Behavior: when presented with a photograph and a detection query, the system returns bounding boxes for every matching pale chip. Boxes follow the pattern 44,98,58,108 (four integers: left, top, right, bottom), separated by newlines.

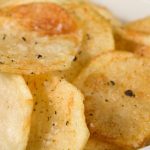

74,51,150,149
84,137,123,150
62,2,115,82
0,2,82,74
91,4,122,27
125,17,150,34
0,73,33,150
65,2,114,58
0,0,85,7
25,74,89,150
115,17,150,57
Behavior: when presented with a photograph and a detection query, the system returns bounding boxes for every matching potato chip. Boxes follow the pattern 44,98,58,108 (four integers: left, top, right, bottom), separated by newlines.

0,2,83,74
115,27,150,49
0,0,86,7
0,73,33,150
120,17,150,44
84,137,124,150
125,17,150,34
115,17,150,57
74,51,150,149
115,30,150,57
61,2,114,82
66,2,114,58
25,74,89,150
91,4,122,27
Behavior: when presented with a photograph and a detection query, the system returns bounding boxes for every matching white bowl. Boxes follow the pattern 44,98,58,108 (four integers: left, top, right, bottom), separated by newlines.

92,0,150,22
91,0,150,149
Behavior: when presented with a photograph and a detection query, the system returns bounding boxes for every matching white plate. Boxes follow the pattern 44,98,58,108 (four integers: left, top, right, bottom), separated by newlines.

91,0,150,150
92,0,150,22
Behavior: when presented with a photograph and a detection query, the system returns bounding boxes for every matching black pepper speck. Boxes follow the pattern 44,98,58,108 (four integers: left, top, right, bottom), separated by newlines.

86,34,91,40
124,90,135,97
105,99,109,102
22,37,26,41
66,121,69,126
37,54,43,59
0,61,4,64
110,81,115,86
2,34,6,40
89,113,93,116
73,56,77,61
31,72,35,75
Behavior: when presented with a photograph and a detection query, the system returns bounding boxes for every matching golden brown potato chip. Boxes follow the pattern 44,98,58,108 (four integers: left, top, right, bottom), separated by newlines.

66,2,114,58
125,17,150,34
0,73,33,150
84,137,124,150
115,30,150,57
115,17,150,57
0,0,86,7
25,74,89,150
61,2,114,81
74,51,150,149
91,4,122,27
0,2,83,74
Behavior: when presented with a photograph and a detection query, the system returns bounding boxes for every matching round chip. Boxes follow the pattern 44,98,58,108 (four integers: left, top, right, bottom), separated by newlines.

0,73,33,150
91,4,122,27
62,2,115,82
0,0,85,7
65,2,114,58
74,51,150,149
0,2,83,74
25,74,89,150
84,137,123,150
115,17,150,57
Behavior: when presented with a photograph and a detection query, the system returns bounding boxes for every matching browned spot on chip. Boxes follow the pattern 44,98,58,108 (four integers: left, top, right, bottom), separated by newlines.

6,3,77,35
